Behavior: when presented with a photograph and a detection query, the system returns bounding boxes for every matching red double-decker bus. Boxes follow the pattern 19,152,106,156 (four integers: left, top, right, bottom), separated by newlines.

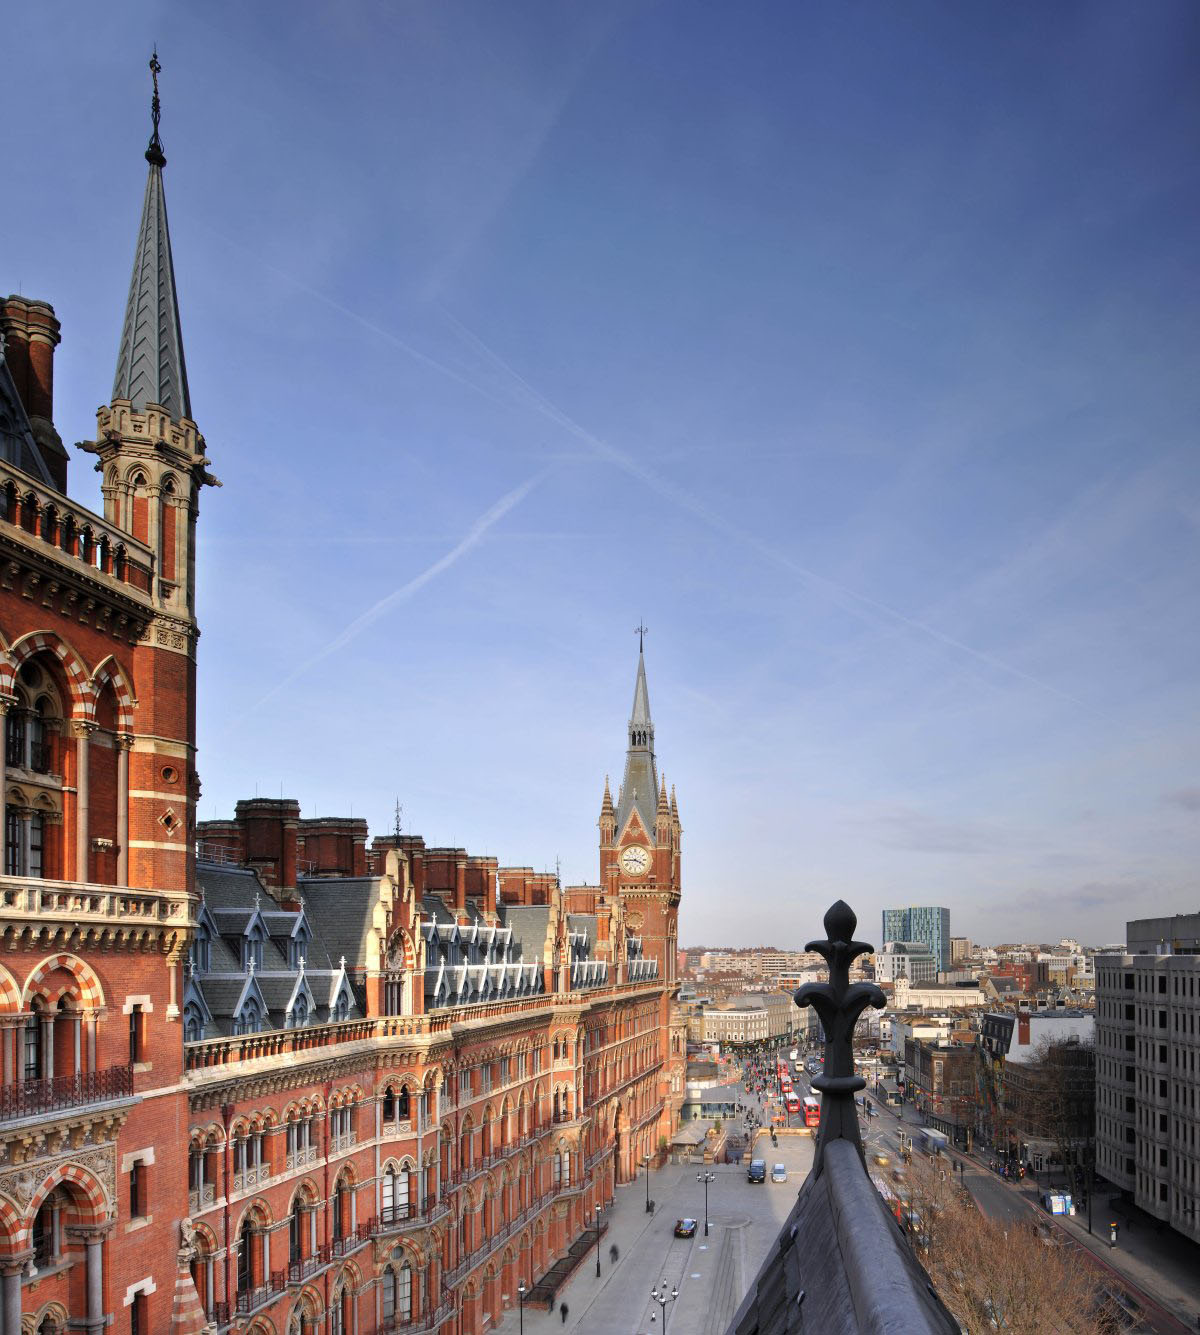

802,1095,820,1128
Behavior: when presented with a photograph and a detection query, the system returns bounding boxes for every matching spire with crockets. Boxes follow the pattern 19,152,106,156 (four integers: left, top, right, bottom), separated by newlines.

615,628,659,841
111,49,192,422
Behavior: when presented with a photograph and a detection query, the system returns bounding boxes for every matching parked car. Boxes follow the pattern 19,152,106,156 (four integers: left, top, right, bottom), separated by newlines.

747,1159,766,1183
674,1218,697,1238
771,1163,788,1183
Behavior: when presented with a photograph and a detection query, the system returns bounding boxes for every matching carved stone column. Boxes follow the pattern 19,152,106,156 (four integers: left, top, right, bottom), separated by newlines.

67,1224,112,1335
116,732,133,886
71,721,96,882
0,1251,31,1335
0,697,9,875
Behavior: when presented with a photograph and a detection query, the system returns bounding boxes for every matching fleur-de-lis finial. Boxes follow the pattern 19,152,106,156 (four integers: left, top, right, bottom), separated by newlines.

794,900,886,1177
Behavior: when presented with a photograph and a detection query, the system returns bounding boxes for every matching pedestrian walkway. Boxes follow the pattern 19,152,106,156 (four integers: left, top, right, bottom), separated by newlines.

489,1161,692,1334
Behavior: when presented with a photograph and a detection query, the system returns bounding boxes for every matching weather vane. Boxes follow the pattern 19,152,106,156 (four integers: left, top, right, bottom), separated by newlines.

634,621,648,653
146,47,166,167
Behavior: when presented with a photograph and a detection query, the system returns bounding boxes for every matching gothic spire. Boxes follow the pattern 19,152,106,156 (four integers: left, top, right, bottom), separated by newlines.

616,641,658,840
112,50,192,422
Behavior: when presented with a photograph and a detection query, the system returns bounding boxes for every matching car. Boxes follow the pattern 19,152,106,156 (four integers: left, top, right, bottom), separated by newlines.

747,1159,766,1183
771,1163,788,1183
872,1153,890,1167
674,1218,697,1238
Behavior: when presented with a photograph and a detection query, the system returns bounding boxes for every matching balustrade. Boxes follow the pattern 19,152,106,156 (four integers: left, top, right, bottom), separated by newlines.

0,1063,133,1122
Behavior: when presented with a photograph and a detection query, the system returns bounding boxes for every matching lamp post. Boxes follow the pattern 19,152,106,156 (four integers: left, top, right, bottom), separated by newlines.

644,1153,653,1213
517,1280,527,1335
698,1170,715,1237
594,1202,602,1278
650,1280,678,1331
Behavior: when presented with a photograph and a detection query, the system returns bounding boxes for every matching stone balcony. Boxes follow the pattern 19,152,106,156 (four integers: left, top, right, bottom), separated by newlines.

0,874,194,952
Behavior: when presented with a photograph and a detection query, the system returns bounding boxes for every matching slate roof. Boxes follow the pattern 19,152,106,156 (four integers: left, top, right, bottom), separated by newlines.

299,877,378,970
727,1139,958,1335
190,861,362,1039
500,905,551,961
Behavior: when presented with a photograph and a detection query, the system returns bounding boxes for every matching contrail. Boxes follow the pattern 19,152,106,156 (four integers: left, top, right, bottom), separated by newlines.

439,308,1096,713
233,472,547,722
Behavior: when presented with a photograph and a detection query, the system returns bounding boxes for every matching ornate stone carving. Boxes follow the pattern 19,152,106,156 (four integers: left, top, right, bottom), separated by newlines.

0,1142,116,1217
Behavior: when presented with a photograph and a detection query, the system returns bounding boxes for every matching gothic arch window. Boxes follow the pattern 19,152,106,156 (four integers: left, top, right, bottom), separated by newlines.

233,996,261,1037
382,1260,413,1324
184,1002,204,1043
191,922,211,974
289,993,309,1028
331,989,349,1022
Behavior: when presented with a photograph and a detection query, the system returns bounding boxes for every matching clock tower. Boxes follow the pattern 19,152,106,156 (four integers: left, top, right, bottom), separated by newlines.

599,643,681,983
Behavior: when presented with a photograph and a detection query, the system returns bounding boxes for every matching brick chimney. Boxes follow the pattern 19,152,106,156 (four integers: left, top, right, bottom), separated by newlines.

0,296,68,490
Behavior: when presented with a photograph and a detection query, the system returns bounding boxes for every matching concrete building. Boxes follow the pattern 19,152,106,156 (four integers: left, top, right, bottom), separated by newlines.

875,941,938,985
882,906,951,973
950,937,972,963
698,991,798,1048
1096,914,1200,1243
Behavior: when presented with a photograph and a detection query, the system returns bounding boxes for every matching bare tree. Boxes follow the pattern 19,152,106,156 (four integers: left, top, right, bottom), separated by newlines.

895,1156,1131,1333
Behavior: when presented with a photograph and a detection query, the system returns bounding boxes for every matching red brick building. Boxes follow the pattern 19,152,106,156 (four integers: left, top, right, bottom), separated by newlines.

0,66,684,1335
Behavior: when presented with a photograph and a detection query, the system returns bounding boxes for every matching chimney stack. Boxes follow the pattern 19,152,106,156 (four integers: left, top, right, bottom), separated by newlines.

0,296,68,489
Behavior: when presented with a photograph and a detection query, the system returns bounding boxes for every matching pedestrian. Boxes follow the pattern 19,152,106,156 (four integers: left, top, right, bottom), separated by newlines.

609,1243,619,1265
560,1300,569,1324
547,1294,555,1313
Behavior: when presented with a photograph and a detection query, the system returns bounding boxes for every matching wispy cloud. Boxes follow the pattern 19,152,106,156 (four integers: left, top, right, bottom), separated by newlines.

1164,788,1200,813
438,308,1097,713
233,472,547,723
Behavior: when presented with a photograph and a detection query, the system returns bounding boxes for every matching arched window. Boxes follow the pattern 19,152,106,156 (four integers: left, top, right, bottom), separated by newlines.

396,1087,410,1120
191,924,211,974
288,1195,304,1265
382,1261,413,1322
236,1218,254,1295
31,1190,63,1269
332,990,349,1022
290,993,308,1028
382,1087,395,1121
183,1002,204,1043
233,997,261,1037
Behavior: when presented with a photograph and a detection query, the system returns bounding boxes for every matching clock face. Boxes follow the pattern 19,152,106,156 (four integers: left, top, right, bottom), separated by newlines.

619,844,650,876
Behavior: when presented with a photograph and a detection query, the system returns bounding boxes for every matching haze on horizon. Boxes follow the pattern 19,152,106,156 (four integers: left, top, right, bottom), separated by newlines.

7,1,1199,949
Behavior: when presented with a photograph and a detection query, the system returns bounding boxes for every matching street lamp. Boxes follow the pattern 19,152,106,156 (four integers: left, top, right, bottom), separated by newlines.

516,1281,527,1335
644,1153,653,1213
650,1280,679,1330
698,1170,715,1237
594,1202,603,1278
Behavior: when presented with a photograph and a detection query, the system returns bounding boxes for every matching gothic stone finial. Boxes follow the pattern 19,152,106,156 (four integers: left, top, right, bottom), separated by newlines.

146,48,166,167
794,899,885,1178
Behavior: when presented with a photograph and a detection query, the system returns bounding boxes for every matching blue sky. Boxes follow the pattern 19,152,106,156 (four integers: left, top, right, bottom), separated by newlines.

7,2,1200,948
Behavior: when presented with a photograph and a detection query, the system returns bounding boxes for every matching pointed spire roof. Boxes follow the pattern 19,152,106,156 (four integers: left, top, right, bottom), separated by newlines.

657,774,669,821
112,51,192,422
600,776,615,820
631,648,652,727
616,643,658,841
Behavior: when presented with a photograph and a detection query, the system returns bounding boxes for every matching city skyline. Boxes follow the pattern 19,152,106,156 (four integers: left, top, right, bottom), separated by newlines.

7,1,1200,947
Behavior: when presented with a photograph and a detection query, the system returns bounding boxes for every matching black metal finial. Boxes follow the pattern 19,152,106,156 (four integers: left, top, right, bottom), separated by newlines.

635,621,648,653
146,47,166,167
795,899,886,1177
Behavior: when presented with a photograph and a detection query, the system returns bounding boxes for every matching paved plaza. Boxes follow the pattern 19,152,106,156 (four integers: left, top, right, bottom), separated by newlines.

491,1131,814,1335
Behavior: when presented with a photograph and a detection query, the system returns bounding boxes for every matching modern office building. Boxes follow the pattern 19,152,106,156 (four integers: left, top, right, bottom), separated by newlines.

882,906,951,973
874,941,938,985
1096,913,1200,1244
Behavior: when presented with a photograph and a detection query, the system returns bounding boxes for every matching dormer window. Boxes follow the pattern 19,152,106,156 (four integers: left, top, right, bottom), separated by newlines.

184,1001,204,1043
289,994,309,1028
242,927,264,971
192,924,211,974
332,991,349,1023
233,997,261,1036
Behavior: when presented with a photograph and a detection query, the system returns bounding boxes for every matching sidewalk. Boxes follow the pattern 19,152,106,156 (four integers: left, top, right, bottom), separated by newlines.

488,1159,693,1334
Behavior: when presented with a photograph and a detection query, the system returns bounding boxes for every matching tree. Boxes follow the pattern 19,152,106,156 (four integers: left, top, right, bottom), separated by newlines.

1007,1038,1095,1190
897,1157,1129,1333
